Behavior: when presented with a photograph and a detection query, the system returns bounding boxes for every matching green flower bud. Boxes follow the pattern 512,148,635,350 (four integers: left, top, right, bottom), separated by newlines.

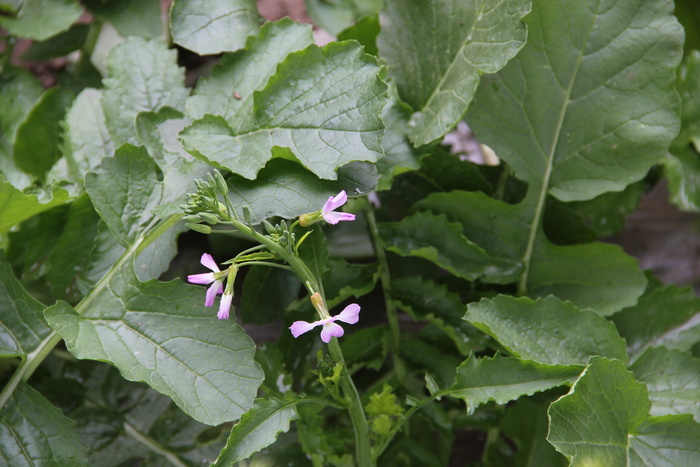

186,223,212,234
199,212,220,224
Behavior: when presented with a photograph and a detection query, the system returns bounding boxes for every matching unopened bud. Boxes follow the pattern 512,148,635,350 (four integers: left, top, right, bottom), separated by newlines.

213,170,229,194
186,223,212,234
182,215,202,224
199,212,219,224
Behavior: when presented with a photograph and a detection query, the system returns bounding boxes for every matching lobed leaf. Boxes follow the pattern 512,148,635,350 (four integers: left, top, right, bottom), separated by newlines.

170,0,259,55
378,0,530,146
548,357,700,465
180,40,388,180
44,266,264,426
466,295,628,366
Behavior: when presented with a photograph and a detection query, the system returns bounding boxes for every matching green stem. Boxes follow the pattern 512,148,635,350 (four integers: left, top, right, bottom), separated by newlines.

365,204,404,382
0,36,16,74
124,421,188,467
73,20,102,79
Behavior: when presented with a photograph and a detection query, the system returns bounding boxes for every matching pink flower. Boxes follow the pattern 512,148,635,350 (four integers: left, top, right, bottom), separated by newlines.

218,292,233,320
290,304,360,343
322,191,355,225
188,253,224,306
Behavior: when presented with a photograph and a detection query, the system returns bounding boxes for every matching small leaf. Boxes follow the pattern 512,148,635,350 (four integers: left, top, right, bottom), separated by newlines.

85,145,162,247
380,211,490,280
102,37,188,146
0,0,83,40
44,265,264,426
0,255,52,356
13,87,73,179
0,175,70,235
378,0,530,146
170,0,259,55
612,283,700,359
548,357,700,465
630,347,700,422
466,295,628,366
212,398,300,466
180,41,387,180
56,88,115,184
445,354,581,414
0,383,88,465
83,0,162,38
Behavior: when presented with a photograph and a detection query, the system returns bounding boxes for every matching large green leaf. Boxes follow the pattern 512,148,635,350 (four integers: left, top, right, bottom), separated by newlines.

102,38,188,146
378,0,530,146
213,398,301,466
0,175,70,235
0,0,83,40
416,191,647,313
304,0,381,36
444,354,581,414
466,295,628,366
630,347,700,422
665,51,700,211
12,87,73,179
44,265,264,426
83,0,162,38
180,40,387,180
468,0,682,202
548,357,700,466
612,284,700,359
0,383,88,466
379,211,490,280
170,0,259,55
0,255,52,356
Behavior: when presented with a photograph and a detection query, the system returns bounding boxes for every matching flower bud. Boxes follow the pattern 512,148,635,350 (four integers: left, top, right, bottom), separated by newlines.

213,170,229,194
199,212,219,224
186,223,212,234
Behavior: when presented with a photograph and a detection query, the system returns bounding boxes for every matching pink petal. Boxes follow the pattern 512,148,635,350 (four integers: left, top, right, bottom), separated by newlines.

320,322,344,343
322,211,355,225
290,320,318,338
335,303,360,324
204,280,222,307
218,293,233,319
188,272,215,285
322,190,348,214
200,253,220,273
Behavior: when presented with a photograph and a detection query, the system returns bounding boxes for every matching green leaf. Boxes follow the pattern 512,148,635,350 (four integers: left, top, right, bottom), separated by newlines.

612,284,700,359
180,40,387,180
297,226,329,286
324,259,378,308
548,357,700,466
304,0,381,36
665,51,700,211
380,211,490,280
240,266,300,325
630,347,700,422
416,191,647,313
0,175,70,235
466,295,628,366
102,37,188,146
225,158,377,224
0,383,88,465
21,23,89,60
170,0,259,55
44,266,264,426
85,145,162,247
468,0,682,202
378,0,530,146
0,0,83,40
55,88,115,184
445,354,581,414
336,15,380,56
0,255,52,356
83,0,162,38
13,87,73,179
186,19,313,121
213,397,300,466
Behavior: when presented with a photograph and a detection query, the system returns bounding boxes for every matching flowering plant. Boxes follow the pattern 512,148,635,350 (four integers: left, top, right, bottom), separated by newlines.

2,0,700,466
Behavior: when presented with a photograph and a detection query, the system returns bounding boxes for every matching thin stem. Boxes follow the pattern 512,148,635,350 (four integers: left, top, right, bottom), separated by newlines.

365,204,405,382
124,422,188,467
